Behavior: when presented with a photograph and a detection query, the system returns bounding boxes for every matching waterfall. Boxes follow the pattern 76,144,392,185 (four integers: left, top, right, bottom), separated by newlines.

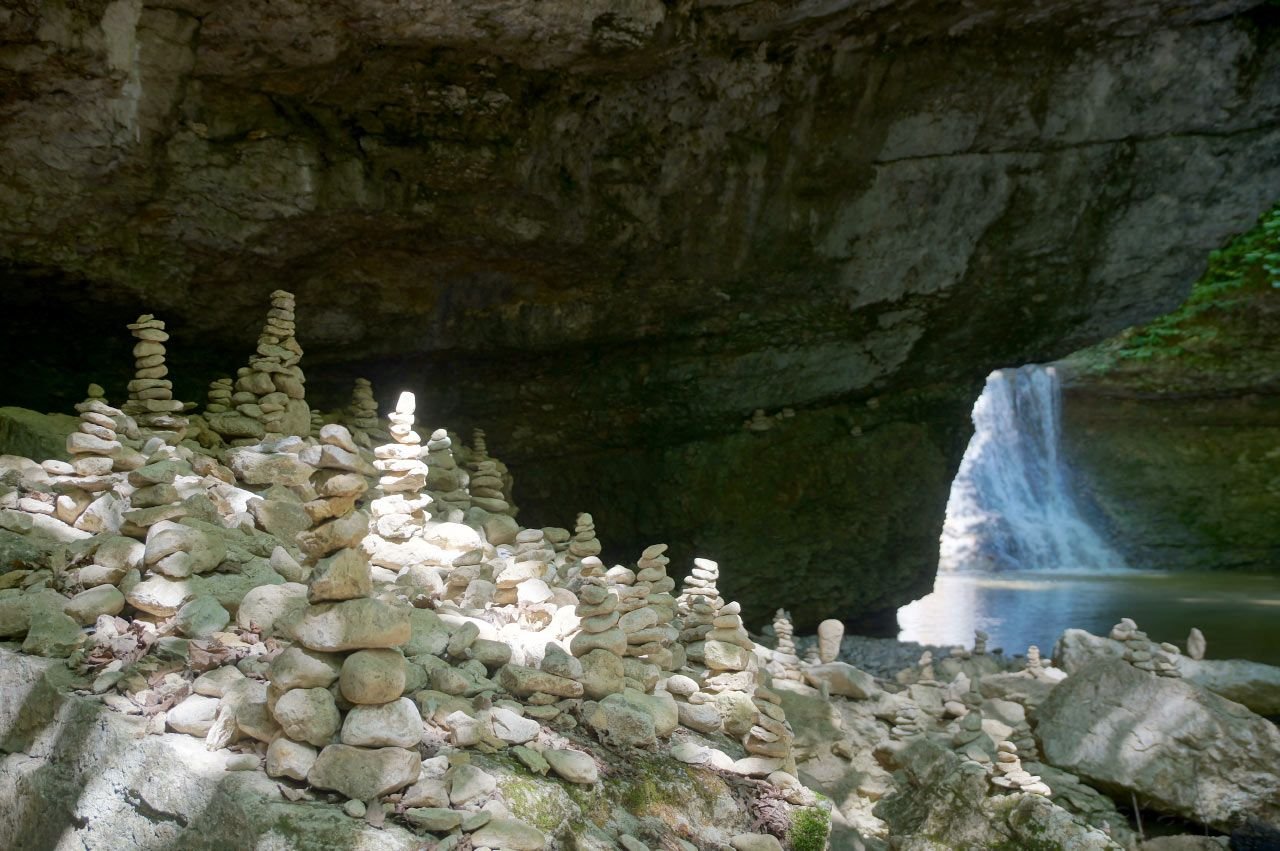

940,365,1126,572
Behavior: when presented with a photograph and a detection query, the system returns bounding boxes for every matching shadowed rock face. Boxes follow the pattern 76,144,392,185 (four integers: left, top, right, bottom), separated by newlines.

3,1,1280,628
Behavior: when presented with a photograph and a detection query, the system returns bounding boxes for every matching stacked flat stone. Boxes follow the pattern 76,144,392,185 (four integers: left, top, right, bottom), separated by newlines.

309,409,325,439
803,646,821,666
628,544,681,671
66,385,124,479
425,429,471,518
703,600,755,694
677,557,724,654
890,705,923,740
1110,618,1159,674
567,512,601,565
991,741,1050,796
370,393,432,542
973,630,989,656
1024,645,1042,675
347,378,379,433
121,315,187,442
769,610,804,682
244,290,308,437
817,619,844,664
743,409,773,431
265,459,418,803
573,557,627,696
471,428,488,459
744,684,794,765
205,378,234,415
468,456,510,516
1154,642,1183,679
917,651,937,685
1011,718,1039,759
495,529,555,607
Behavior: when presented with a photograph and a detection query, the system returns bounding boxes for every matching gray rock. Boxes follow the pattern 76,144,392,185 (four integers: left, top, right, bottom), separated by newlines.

339,649,406,705
544,749,597,784
234,582,308,635
469,817,547,851
404,807,462,832
730,835,782,851
167,693,222,737
292,598,412,653
448,763,496,804
341,697,422,748
272,687,341,747
173,595,230,638
1037,657,1280,830
63,585,125,625
307,744,421,800
269,646,343,691
803,661,879,699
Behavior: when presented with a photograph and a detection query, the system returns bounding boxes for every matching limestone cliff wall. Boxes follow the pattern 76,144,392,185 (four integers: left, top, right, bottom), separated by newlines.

3,1,1280,626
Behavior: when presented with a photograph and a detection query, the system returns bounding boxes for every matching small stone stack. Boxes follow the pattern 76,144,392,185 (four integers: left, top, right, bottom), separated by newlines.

205,378,234,416
973,630,989,656
917,651,938,685
244,290,308,437
567,513,601,565
1011,718,1039,759
424,429,471,518
629,544,681,671
370,393,432,542
121,315,187,443
744,409,773,431
1111,618,1159,674
703,600,755,694
677,558,724,658
569,557,627,701
744,684,794,767
991,741,1051,796
467,456,510,516
890,705,923,740
471,428,488,460
346,378,380,439
817,619,844,664
1024,645,1042,676
495,529,555,607
66,385,124,478
309,409,326,439
265,461,418,803
1154,642,1183,679
768,610,804,683
663,674,721,733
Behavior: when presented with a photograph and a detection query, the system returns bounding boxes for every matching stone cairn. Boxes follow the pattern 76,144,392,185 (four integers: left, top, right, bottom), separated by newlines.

1024,645,1043,676
566,512,601,568
631,543,681,671
570,556,627,700
468,454,511,517
424,429,471,519
265,447,419,803
769,609,804,683
1111,618,1181,677
309,409,325,439
244,290,307,437
973,629,989,656
890,705,923,741
67,385,124,479
917,650,938,685
991,741,1051,796
704,599,755,695
370,392,431,542
121,315,187,443
346,378,379,444
816,618,844,664
495,528,554,608
745,684,795,767
205,378,234,418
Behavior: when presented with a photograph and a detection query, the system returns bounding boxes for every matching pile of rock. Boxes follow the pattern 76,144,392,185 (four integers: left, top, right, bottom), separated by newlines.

677,556,725,658
973,630,989,656
66,385,125,480
990,741,1051,796
567,512,601,566
917,651,938,685
769,609,804,683
703,597,756,695
891,705,923,740
121,315,187,443
570,557,627,700
346,378,380,441
205,378,234,417
663,673,722,734
494,529,554,608
744,684,795,769
1110,617,1179,676
743,409,773,431
1153,642,1183,679
424,429,471,519
627,544,681,671
467,455,510,517
369,393,432,550
265,462,418,804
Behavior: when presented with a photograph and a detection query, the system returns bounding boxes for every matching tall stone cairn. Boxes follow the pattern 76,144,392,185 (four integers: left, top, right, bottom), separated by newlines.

769,610,804,682
629,544,681,671
425,428,472,518
265,439,418,803
66,385,124,477
346,378,379,439
121,315,187,442
370,392,432,541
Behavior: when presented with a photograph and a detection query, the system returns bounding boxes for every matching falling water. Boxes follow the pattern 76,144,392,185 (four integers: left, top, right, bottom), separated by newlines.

939,365,1126,572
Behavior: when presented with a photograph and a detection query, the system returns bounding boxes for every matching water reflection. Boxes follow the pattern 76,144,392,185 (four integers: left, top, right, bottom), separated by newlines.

898,570,1280,666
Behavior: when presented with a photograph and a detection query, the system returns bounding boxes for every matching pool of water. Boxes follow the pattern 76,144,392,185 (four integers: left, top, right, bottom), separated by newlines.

897,570,1280,667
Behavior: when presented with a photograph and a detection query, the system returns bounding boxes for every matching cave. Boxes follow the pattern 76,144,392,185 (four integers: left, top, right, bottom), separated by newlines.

1,1,1279,849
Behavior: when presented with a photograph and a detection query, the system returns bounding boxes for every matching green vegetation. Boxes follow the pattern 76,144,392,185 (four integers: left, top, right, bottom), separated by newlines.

788,805,832,851
1091,204,1279,364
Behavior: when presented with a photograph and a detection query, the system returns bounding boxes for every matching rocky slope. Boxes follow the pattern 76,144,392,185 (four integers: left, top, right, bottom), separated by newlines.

4,1,1280,625
1059,206,1280,573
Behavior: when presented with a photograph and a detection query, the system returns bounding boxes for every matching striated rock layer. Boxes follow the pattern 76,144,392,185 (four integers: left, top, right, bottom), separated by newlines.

3,1,1280,626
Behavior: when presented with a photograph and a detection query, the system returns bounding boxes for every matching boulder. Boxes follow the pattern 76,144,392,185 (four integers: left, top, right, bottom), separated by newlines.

469,817,547,851
307,745,421,800
341,698,423,748
1037,657,1280,830
265,737,318,781
544,749,598,785
272,687,341,747
63,585,125,625
173,596,230,638
235,582,308,636
225,449,315,487
803,662,879,699
292,598,411,652
1055,629,1280,719
269,647,343,691
339,649,406,704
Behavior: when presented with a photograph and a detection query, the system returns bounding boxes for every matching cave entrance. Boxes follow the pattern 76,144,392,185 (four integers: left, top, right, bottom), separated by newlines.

894,361,1280,666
